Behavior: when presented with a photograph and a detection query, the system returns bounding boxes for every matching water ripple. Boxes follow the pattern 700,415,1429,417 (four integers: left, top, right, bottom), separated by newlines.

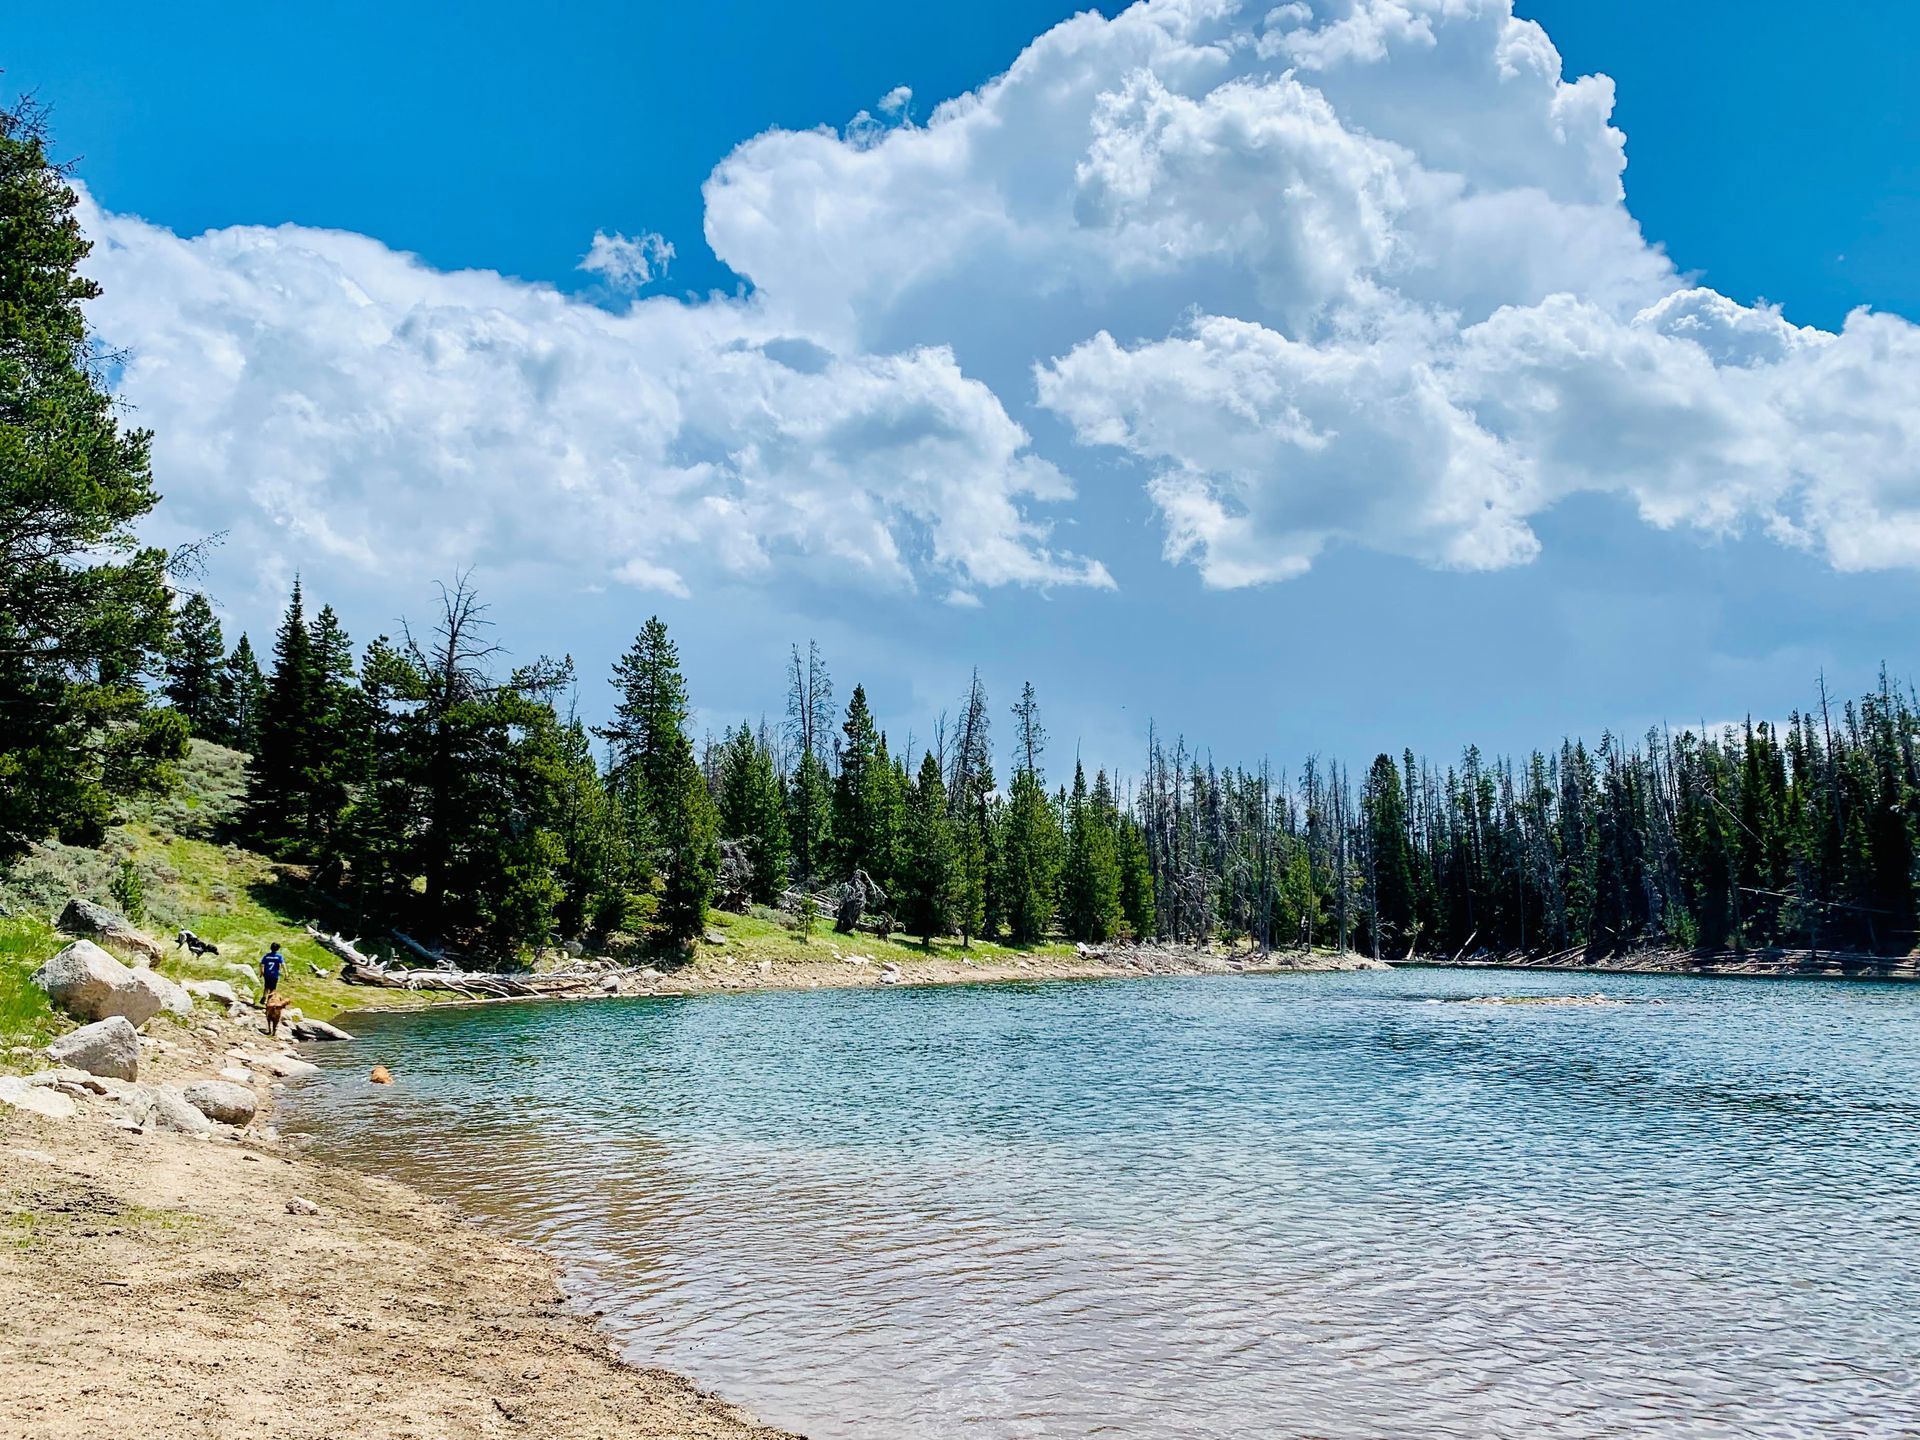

284,969,1920,1439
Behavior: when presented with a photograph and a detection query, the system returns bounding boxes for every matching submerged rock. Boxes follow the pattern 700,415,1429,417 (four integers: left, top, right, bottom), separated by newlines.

289,1018,354,1042
46,1017,141,1081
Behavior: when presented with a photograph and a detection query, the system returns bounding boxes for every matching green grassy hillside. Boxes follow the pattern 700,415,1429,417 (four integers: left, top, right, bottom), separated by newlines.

2,738,1076,1064
0,741,444,1063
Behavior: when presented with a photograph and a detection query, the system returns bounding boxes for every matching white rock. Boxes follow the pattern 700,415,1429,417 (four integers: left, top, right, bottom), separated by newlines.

183,979,240,1009
218,1066,252,1084
127,967,194,1018
181,1080,258,1126
45,1017,141,1081
236,1052,320,1079
0,1076,79,1119
286,1196,322,1216
28,1067,111,1097
143,1090,213,1136
31,940,151,1024
878,970,902,985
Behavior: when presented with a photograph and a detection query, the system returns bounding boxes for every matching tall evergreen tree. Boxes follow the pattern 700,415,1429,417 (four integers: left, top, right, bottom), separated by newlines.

164,592,227,739
831,685,888,881
0,101,184,860
1061,761,1123,941
220,633,268,753
783,641,834,882
718,721,789,904
245,579,322,853
900,751,956,945
599,615,716,944
599,616,691,831
999,683,1060,943
1361,753,1417,957
1117,814,1157,940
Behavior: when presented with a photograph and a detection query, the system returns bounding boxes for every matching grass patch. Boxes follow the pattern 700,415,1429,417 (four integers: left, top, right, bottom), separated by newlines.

0,914,63,1061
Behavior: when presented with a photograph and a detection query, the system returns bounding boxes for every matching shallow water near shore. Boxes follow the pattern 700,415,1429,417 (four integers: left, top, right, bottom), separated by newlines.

283,968,1920,1439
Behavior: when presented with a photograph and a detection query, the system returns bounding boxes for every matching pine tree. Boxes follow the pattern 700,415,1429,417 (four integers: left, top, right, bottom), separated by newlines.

999,683,1060,943
954,792,989,946
831,685,884,880
599,616,716,944
783,641,834,882
245,580,322,853
164,592,227,738
0,101,184,860
1361,753,1417,957
220,633,268,753
1061,762,1123,941
656,753,720,944
718,722,789,904
1117,815,1157,940
543,715,631,940
598,617,692,833
900,751,956,945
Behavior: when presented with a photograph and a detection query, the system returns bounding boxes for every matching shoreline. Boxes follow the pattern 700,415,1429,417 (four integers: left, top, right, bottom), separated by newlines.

1408,946,1920,984
339,939,1394,1017
0,942,1382,1439
0,999,805,1440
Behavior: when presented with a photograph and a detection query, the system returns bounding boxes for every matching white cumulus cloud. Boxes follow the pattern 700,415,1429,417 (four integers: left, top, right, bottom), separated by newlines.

579,229,675,290
80,0,1920,615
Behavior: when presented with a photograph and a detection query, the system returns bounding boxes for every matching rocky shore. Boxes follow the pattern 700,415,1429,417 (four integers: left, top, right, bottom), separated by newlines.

0,919,1384,1440
573,937,1390,1003
0,938,803,1440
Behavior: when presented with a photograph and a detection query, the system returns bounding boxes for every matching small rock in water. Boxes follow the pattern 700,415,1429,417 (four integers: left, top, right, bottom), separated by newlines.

288,1018,354,1042
369,1065,393,1085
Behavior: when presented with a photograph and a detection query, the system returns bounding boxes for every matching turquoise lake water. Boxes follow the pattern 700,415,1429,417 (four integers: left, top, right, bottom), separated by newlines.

282,968,1920,1439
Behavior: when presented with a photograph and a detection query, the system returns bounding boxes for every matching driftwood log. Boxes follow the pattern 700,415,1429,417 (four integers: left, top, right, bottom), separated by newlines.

306,925,609,998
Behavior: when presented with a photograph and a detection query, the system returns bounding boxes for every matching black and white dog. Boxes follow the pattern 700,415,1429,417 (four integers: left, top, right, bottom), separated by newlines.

175,928,220,958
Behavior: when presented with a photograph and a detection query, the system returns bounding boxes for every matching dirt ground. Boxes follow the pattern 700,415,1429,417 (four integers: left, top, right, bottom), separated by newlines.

0,1110,802,1440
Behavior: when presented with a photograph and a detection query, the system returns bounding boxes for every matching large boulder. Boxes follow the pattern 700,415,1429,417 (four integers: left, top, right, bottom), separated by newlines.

31,940,134,1021
144,1087,214,1137
45,1016,141,1081
127,967,194,1018
57,897,164,962
180,1080,258,1127
183,979,240,1009
30,940,175,1027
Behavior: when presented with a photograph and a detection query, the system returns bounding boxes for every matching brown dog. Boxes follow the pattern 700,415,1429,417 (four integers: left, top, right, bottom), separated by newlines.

263,993,289,1038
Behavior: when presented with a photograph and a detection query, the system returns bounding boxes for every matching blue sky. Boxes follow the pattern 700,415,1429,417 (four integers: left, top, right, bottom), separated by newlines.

10,1,1920,779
